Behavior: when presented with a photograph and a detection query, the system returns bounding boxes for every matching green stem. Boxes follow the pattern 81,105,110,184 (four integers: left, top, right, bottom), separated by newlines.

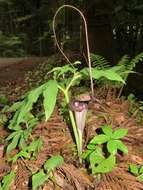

78,129,83,162
64,90,81,158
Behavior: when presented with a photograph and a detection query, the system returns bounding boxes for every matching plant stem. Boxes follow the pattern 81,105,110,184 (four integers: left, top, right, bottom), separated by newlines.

64,90,81,159
78,129,83,162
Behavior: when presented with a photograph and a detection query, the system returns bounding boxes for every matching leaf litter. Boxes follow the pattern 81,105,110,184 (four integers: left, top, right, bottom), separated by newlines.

0,58,143,189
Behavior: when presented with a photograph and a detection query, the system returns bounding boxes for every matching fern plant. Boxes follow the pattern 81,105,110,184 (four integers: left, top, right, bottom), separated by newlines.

90,52,143,93
117,52,143,81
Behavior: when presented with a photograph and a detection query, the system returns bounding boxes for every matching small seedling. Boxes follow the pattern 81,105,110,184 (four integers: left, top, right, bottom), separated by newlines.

9,138,43,163
82,125,128,175
129,164,143,182
32,155,64,190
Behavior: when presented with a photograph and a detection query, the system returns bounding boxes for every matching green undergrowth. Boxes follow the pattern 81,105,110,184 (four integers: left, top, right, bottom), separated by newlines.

0,52,143,189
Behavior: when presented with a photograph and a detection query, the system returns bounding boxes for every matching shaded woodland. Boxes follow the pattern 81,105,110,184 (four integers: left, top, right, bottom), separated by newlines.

1,1,143,190
0,0,143,59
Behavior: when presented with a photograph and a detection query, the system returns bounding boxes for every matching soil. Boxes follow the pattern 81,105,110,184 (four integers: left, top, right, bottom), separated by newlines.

0,57,143,190
0,57,47,81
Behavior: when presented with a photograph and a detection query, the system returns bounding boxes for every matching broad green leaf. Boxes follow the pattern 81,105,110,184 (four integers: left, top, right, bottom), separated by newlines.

32,170,48,190
6,133,21,154
92,155,116,174
43,80,58,121
129,164,139,175
44,155,64,173
101,69,125,84
112,128,128,139
1,171,16,190
115,140,128,154
89,151,105,172
102,125,113,137
90,134,109,145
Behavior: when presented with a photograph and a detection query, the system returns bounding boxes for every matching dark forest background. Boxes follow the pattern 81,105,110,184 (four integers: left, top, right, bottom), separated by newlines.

0,0,143,62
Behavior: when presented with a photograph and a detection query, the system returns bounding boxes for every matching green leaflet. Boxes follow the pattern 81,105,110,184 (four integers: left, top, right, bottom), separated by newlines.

43,80,58,121
139,166,143,174
129,164,143,182
32,170,48,190
92,155,116,174
90,134,109,145
102,125,113,137
6,132,21,154
137,175,143,182
0,170,16,190
112,128,128,139
129,164,139,176
114,140,128,154
44,155,64,173
107,140,118,155
89,150,105,171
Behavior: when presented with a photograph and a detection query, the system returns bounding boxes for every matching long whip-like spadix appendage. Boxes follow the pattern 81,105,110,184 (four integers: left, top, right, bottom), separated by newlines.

53,5,94,98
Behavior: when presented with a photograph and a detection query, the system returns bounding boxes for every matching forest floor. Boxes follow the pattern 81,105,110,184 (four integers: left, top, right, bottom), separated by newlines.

0,56,143,190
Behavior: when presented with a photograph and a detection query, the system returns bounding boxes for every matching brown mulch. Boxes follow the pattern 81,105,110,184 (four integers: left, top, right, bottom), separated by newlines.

0,59,143,189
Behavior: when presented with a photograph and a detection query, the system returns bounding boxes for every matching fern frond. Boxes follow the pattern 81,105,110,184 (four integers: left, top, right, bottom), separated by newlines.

90,53,110,68
116,53,143,82
130,52,143,70
117,55,130,67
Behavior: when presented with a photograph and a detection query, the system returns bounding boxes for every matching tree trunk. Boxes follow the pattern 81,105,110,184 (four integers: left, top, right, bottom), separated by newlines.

82,0,114,64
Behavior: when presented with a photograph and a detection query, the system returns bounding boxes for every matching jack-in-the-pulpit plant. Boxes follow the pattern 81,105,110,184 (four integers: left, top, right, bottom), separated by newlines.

5,61,126,161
